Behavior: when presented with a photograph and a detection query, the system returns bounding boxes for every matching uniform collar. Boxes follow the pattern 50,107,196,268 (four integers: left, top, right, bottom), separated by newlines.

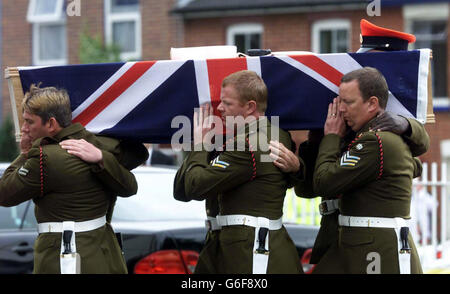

226,116,270,148
52,123,85,142
355,116,379,137
238,116,269,136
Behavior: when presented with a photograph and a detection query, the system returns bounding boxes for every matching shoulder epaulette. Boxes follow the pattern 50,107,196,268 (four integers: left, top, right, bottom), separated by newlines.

347,131,384,180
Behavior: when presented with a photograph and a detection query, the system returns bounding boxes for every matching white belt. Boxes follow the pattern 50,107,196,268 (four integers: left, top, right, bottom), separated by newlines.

338,215,410,228
205,216,222,231
216,214,283,230
217,214,282,274
38,216,107,234
339,214,412,274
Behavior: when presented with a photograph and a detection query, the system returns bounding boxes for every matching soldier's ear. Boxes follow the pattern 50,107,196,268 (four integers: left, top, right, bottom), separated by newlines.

368,96,380,113
47,117,63,135
246,100,257,114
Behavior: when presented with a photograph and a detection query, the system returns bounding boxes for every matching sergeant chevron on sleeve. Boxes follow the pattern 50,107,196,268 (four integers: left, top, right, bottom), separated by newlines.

173,70,303,274
268,19,429,272
312,67,423,274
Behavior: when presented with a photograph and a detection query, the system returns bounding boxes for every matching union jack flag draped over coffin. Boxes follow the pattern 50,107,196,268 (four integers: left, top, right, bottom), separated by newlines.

17,49,431,143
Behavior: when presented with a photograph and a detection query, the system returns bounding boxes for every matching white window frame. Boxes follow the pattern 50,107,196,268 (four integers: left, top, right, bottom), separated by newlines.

27,0,65,23
27,0,67,66
226,23,263,54
404,3,449,106
311,19,351,54
104,0,142,61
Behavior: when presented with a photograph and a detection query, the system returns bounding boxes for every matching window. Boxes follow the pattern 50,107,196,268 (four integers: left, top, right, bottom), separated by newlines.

413,21,447,99
27,0,65,22
404,4,449,110
227,24,263,54
105,0,141,61
27,0,67,65
312,19,350,53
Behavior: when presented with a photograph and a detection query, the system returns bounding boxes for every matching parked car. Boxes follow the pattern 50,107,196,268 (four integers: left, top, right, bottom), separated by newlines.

0,163,318,274
0,163,37,274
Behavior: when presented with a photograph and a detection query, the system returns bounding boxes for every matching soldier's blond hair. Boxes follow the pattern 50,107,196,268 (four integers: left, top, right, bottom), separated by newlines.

22,84,72,127
222,70,268,113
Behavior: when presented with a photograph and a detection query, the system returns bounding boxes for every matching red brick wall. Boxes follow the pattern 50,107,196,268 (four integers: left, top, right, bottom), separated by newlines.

0,3,415,122
67,0,104,65
183,8,404,53
2,0,32,121
1,0,180,123
142,0,182,61
1,2,449,169
263,14,310,52
68,0,183,64
184,18,228,47
423,112,450,163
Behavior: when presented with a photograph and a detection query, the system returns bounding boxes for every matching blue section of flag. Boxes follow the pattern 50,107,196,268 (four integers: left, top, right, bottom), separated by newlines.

19,63,125,111
262,56,336,130
100,61,199,142
17,51,425,143
348,51,420,117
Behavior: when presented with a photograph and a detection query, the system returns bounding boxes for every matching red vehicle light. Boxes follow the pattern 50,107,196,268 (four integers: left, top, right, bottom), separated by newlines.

134,249,199,274
301,248,315,274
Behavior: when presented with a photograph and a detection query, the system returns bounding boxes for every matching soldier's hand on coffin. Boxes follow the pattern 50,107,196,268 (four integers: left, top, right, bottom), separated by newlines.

193,103,214,146
59,139,103,164
324,97,346,137
20,132,33,154
370,111,410,136
269,140,300,173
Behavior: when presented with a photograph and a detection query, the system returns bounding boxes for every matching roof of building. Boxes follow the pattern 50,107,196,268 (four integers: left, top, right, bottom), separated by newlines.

172,0,369,16
172,0,450,16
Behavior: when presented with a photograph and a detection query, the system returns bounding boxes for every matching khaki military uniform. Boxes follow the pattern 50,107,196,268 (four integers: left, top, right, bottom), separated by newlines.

174,150,221,274
174,117,302,274
194,196,221,274
312,117,424,274
0,123,144,274
295,118,429,266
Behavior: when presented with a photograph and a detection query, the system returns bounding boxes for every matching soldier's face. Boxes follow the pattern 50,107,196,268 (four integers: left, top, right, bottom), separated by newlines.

218,85,250,129
338,80,372,132
21,111,52,141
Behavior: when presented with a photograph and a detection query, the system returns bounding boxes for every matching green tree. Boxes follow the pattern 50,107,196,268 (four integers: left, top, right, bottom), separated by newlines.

79,26,121,64
0,117,19,162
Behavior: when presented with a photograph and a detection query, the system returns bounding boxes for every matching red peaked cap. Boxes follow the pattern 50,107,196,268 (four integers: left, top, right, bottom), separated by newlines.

359,19,416,52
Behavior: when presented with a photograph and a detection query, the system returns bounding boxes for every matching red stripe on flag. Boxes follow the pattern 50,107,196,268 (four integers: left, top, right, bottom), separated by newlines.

290,55,343,87
72,61,156,126
206,58,248,116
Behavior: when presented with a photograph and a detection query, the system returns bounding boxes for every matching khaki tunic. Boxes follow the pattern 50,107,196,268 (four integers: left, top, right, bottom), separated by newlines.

0,123,143,274
296,118,429,266
174,117,302,274
312,118,424,274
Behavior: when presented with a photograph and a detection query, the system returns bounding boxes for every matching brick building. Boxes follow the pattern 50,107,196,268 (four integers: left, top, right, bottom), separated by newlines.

1,0,182,123
1,0,450,171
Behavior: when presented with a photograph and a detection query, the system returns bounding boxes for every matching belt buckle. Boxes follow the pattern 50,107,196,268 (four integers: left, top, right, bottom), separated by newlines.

255,248,270,255
319,201,328,215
